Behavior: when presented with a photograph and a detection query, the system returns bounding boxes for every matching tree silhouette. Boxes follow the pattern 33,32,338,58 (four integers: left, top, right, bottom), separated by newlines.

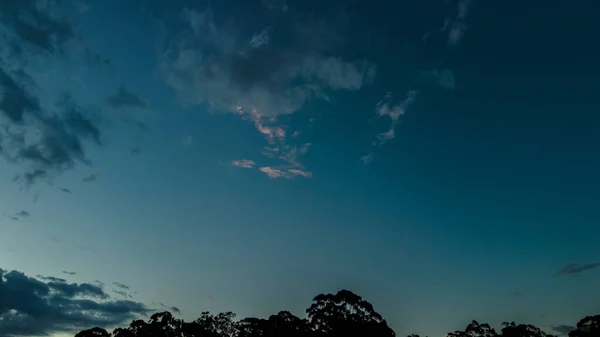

448,321,498,337
73,290,599,337
500,322,555,337
569,315,600,337
75,327,111,337
306,289,395,337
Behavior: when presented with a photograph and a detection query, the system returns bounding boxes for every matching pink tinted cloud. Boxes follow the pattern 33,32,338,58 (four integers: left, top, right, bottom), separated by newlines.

232,159,255,168
259,167,288,179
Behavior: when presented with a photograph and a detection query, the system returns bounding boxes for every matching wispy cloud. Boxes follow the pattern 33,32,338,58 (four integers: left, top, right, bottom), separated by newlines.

419,68,456,90
442,0,476,46
181,135,193,147
107,86,148,109
551,325,576,336
113,282,130,290
249,28,270,48
82,173,98,182
259,167,312,179
62,270,76,276
374,90,418,145
556,262,600,276
360,152,374,165
232,159,256,169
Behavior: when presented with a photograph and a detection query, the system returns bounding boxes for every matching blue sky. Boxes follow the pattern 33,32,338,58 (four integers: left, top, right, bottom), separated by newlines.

1,0,599,336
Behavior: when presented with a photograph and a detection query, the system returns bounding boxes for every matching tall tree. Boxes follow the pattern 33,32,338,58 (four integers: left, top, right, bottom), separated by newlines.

306,289,395,337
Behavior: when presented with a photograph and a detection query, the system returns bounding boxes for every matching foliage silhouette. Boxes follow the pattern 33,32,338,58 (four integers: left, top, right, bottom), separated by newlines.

569,316,600,337
74,290,599,337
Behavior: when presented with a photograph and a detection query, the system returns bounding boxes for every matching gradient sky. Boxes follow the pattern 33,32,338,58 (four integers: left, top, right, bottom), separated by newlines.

1,0,600,336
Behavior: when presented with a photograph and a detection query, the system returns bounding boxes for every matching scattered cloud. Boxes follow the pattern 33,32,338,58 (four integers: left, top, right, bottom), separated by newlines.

113,282,130,290
263,0,289,12
551,325,576,336
170,306,181,314
82,173,97,182
36,275,67,283
556,263,600,276
113,290,133,299
360,152,374,165
259,166,312,179
442,0,476,46
62,270,76,276
249,28,270,48
107,87,148,109
59,188,72,194
0,269,149,337
419,68,456,90
512,290,525,298
3,214,20,221
181,134,193,147
287,169,312,178
130,147,141,156
232,159,256,169
0,1,109,184
259,167,288,179
373,90,418,145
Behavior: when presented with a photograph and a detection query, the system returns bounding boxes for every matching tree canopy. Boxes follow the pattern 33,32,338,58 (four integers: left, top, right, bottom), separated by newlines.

74,290,598,337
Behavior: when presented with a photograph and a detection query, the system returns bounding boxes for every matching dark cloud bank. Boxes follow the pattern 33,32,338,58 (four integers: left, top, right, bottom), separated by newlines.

0,268,149,337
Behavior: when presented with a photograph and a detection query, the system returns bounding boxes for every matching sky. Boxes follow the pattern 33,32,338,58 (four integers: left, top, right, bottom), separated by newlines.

1,0,600,336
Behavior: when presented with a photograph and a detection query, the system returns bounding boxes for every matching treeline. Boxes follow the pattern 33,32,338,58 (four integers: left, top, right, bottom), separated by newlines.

75,290,599,337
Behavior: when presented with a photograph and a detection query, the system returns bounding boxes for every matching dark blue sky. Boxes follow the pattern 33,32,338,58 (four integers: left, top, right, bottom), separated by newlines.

1,0,599,336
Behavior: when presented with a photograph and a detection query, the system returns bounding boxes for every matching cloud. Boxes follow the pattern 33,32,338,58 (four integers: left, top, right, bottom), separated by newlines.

62,271,76,276
0,2,109,184
36,275,67,283
259,167,288,179
287,169,312,178
263,0,289,12
15,210,30,218
258,167,312,179
0,269,149,337
130,147,141,156
232,159,256,169
107,87,148,109
159,8,375,117
442,0,476,46
113,290,133,299
373,91,418,145
249,28,270,48
551,325,576,336
82,173,97,182
170,306,181,314
60,188,72,193
181,135,193,147
360,152,374,165
419,69,456,90
113,282,130,290
556,263,600,276
0,0,75,56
